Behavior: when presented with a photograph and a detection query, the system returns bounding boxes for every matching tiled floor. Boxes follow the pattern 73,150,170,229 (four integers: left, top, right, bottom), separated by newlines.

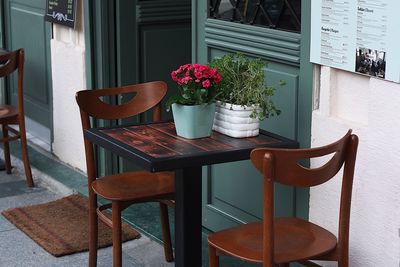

3,141,260,266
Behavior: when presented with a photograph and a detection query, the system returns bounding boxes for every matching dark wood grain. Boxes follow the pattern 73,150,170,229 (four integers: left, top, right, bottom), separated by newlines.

101,122,285,159
105,127,180,158
147,122,234,151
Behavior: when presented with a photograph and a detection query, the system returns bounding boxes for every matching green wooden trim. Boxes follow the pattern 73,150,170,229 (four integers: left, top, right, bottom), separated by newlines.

46,20,54,142
0,3,3,47
137,0,191,23
83,0,94,90
116,0,137,86
95,1,117,89
0,1,5,103
84,1,117,90
298,0,313,148
83,1,118,176
192,0,207,64
205,19,300,65
206,19,301,41
295,0,313,220
191,0,197,63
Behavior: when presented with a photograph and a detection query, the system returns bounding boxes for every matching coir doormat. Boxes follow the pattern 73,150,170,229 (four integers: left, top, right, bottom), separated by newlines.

1,194,140,257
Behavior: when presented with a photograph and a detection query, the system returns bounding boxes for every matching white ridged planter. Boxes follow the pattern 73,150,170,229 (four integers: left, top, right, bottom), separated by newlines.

212,101,260,138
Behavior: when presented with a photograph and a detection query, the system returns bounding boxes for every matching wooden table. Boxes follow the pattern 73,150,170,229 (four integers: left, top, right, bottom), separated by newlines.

85,121,298,267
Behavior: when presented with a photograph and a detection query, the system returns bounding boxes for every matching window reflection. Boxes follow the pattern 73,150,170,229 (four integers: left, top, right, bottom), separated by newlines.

209,0,301,33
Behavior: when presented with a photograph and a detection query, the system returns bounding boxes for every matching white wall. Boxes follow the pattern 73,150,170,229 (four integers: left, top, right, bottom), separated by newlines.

51,1,86,172
310,66,400,266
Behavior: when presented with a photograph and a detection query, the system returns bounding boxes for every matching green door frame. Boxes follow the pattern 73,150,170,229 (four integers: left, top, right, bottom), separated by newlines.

83,0,119,177
0,2,5,103
296,0,313,219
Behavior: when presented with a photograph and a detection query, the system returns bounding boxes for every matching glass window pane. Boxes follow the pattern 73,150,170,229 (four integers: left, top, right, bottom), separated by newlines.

209,0,301,33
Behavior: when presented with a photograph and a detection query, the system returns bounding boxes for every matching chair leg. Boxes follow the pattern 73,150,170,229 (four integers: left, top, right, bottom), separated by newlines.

2,125,12,174
208,244,219,267
18,123,33,187
112,201,122,267
159,202,174,262
89,192,98,267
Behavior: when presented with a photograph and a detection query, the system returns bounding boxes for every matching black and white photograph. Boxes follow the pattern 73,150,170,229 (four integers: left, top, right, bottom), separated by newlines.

355,48,386,78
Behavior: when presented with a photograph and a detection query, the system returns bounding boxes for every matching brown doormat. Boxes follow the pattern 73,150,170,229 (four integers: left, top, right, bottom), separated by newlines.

1,194,140,257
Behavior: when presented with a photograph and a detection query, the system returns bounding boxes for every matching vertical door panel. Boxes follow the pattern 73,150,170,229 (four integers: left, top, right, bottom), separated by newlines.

139,23,191,119
4,0,52,128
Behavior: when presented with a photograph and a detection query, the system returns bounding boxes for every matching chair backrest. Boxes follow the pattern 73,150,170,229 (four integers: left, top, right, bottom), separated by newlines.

250,130,358,265
75,81,168,181
0,49,24,109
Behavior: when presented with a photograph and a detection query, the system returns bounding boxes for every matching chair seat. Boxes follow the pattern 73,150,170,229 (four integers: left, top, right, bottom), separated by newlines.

92,171,174,201
208,217,337,264
0,104,18,121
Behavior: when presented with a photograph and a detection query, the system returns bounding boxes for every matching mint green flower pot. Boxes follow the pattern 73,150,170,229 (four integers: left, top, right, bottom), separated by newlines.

172,103,216,139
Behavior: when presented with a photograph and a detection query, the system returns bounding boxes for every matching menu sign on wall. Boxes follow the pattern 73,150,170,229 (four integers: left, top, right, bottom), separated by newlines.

45,0,77,28
310,0,400,83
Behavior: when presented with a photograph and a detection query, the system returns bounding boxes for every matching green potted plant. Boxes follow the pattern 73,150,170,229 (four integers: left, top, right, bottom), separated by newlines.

209,53,282,137
166,63,222,139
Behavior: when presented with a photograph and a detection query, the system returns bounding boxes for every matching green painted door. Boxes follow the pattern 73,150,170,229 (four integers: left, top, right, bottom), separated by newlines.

4,0,53,131
85,0,192,175
194,0,313,231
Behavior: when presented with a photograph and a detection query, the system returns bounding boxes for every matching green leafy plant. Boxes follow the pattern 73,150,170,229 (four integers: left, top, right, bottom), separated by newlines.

209,53,282,120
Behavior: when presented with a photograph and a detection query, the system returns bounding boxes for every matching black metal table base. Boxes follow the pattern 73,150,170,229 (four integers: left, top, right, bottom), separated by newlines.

0,159,5,171
175,167,203,267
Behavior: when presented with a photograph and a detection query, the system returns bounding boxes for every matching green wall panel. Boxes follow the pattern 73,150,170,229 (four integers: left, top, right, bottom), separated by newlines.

262,67,299,139
4,0,52,128
140,23,191,119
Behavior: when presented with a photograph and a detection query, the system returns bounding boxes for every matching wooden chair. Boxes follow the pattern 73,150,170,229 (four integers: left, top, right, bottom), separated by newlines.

76,81,174,267
0,48,33,187
208,130,358,267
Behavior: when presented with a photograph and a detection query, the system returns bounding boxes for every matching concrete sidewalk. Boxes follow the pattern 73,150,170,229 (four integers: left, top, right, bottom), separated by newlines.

0,167,174,267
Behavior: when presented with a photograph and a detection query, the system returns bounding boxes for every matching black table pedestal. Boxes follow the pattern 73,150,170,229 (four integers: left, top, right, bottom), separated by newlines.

175,167,203,267
0,159,5,171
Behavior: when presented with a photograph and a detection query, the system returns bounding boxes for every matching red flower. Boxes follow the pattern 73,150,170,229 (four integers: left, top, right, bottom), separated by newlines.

171,71,178,82
202,79,211,88
169,63,222,105
194,71,202,79
214,73,222,83
181,76,192,84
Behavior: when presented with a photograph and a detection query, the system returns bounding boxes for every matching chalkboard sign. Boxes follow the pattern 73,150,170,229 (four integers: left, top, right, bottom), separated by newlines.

45,0,77,28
